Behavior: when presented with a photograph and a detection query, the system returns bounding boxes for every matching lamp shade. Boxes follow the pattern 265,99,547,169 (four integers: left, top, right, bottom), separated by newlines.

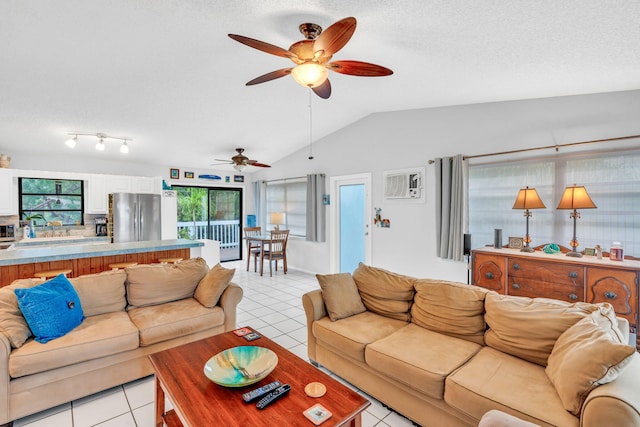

556,185,597,210
270,212,285,226
291,62,329,88
512,186,546,210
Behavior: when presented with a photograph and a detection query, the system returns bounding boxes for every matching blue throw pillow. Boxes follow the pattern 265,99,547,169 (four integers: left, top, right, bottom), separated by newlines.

14,274,84,343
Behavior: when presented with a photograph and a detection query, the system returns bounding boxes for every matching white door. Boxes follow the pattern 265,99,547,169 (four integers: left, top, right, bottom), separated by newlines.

330,174,371,273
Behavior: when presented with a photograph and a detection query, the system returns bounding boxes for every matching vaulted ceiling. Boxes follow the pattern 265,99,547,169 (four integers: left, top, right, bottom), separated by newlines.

1,1,639,171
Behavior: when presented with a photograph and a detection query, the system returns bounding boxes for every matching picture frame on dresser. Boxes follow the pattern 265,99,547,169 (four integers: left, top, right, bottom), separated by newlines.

508,236,524,249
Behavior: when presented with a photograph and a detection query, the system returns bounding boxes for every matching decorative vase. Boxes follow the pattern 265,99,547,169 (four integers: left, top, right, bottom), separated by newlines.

30,220,36,238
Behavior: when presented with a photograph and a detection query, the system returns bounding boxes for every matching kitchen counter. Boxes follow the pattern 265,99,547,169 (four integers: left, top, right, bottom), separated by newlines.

10,236,111,249
0,239,203,267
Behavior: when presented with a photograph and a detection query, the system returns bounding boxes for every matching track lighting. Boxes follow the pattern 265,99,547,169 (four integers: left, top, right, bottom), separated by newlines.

64,132,132,154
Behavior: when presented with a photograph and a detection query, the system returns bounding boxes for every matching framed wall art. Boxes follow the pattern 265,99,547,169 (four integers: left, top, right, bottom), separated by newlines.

184,171,194,179
508,236,524,249
170,168,179,179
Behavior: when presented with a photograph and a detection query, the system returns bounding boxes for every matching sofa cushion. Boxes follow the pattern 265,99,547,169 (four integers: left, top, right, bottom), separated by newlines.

125,257,209,308
352,263,415,321
484,292,599,366
545,307,636,415
313,311,407,363
316,273,367,321
9,311,139,378
194,263,235,308
0,278,42,348
15,275,85,344
445,347,578,427
127,297,225,346
70,270,127,316
411,279,488,345
366,323,481,399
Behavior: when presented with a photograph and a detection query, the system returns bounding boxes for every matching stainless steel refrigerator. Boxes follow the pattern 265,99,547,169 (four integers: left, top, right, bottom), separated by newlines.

109,193,162,243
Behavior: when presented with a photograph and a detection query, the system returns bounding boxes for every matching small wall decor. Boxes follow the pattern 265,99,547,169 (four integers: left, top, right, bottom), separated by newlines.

374,207,391,228
234,175,244,183
322,194,330,205
225,176,230,183
170,168,179,179
184,171,194,179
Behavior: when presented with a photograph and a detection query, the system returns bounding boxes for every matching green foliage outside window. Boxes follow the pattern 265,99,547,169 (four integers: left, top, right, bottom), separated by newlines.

19,178,84,226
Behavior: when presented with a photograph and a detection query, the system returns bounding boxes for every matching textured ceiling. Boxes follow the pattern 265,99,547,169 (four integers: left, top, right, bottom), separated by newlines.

1,0,639,171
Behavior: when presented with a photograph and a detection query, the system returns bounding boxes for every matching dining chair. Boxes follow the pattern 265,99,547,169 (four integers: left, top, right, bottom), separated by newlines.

261,229,290,277
243,226,262,272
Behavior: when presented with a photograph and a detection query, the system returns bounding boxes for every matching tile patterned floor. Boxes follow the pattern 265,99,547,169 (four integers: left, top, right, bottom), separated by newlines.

13,261,416,427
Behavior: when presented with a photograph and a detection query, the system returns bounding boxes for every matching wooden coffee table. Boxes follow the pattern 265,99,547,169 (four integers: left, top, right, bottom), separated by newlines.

149,328,370,426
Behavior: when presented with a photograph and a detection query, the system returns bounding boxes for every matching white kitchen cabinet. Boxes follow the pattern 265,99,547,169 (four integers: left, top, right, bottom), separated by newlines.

133,177,159,194
85,174,108,214
107,175,132,193
0,169,18,215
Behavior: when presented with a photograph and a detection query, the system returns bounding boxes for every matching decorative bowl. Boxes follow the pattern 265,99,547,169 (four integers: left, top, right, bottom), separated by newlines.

203,346,278,387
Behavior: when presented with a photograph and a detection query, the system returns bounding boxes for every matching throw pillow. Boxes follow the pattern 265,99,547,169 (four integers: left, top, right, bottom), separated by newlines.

0,278,42,348
545,308,636,415
14,275,85,343
125,257,209,308
484,292,600,366
194,263,235,308
316,273,367,321
352,263,416,321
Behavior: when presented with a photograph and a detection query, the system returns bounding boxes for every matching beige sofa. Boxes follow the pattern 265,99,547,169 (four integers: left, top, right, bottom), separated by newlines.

302,263,640,427
0,258,242,425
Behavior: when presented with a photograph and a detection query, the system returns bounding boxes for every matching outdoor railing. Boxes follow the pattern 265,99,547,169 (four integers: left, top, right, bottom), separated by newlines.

177,220,240,248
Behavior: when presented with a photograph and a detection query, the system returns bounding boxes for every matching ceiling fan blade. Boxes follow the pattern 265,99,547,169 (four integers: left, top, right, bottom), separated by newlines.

249,162,271,168
312,79,332,99
314,17,356,58
246,68,292,85
327,60,393,76
228,34,298,60
210,160,233,166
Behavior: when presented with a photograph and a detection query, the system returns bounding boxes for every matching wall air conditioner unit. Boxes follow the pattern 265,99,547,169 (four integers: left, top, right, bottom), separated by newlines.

384,171,422,199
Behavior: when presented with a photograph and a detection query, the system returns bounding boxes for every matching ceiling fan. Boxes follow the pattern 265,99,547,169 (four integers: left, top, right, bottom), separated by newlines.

211,148,271,172
228,17,393,99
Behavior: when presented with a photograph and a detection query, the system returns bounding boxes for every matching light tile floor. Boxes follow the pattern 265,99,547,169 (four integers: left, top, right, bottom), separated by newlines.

13,261,416,427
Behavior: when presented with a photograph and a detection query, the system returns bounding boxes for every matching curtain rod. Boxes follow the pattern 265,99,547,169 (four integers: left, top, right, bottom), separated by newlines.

427,134,640,164
261,176,307,184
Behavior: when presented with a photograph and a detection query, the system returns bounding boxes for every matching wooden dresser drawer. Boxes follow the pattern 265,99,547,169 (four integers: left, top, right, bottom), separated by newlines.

473,252,506,293
587,267,638,334
507,259,585,302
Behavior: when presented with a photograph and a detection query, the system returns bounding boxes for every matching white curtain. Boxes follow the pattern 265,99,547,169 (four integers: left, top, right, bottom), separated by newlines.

252,180,266,229
435,155,468,261
306,173,326,242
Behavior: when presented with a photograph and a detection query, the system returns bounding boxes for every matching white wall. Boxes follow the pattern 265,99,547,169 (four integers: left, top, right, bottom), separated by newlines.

252,90,640,281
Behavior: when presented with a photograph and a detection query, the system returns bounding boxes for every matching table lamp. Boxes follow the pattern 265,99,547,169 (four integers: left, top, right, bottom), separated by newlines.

556,184,597,257
270,212,285,231
512,186,546,252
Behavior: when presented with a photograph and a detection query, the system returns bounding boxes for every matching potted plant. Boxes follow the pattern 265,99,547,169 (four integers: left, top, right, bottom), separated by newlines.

22,212,45,238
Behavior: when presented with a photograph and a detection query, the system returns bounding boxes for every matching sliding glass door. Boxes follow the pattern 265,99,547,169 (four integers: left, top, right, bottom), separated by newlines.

175,186,242,262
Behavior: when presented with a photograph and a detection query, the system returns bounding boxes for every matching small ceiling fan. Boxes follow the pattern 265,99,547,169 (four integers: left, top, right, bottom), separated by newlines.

211,148,271,172
228,17,393,99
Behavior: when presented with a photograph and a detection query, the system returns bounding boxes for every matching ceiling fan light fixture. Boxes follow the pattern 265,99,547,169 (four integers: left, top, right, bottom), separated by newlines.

291,62,328,88
233,163,246,172
65,135,78,148
95,137,105,151
120,140,129,154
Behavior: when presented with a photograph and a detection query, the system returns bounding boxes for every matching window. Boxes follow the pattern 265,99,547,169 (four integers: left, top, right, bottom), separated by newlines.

265,178,307,237
19,178,84,225
469,150,640,256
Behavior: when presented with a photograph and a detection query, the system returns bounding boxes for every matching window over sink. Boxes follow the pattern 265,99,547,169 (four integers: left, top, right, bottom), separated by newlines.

19,178,84,226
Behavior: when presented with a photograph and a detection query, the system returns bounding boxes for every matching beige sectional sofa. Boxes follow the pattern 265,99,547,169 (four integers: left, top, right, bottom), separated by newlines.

302,263,640,427
0,257,242,425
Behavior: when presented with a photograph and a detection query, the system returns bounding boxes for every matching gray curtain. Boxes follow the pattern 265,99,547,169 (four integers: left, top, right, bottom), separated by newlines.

306,174,326,242
252,180,266,228
435,155,468,261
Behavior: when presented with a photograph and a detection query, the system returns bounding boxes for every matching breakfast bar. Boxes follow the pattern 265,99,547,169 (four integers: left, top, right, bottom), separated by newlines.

0,239,204,286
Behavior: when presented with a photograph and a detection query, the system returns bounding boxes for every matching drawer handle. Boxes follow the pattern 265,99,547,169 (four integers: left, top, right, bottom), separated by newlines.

485,272,494,279
569,293,578,301
568,272,578,279
513,263,520,270
512,283,520,290
604,291,617,300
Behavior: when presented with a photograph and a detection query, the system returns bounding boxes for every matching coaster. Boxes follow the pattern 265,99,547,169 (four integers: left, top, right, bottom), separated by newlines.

304,382,327,398
303,403,332,425
233,327,252,337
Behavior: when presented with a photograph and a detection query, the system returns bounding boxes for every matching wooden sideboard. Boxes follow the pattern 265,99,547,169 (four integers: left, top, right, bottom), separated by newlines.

471,247,640,350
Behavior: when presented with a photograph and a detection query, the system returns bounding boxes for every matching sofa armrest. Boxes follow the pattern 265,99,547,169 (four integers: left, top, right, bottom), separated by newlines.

219,282,243,332
302,289,327,363
580,353,640,427
0,333,10,424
